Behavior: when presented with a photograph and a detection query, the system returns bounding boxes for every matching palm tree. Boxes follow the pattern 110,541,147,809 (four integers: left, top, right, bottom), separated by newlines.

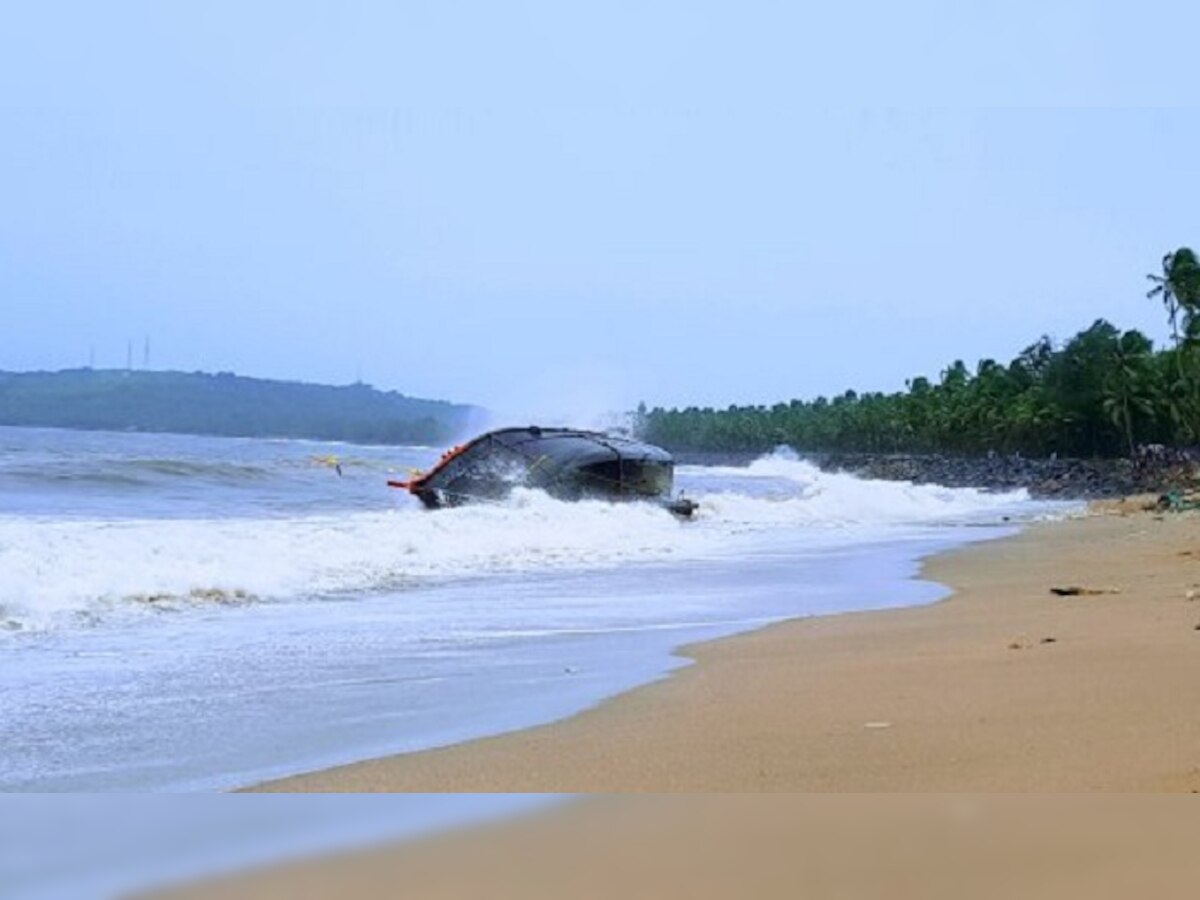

1101,330,1155,456
1148,248,1200,440
1148,248,1200,349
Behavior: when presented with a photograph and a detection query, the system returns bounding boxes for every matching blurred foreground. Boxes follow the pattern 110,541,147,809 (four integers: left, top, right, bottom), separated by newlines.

156,796,1200,900
0,796,559,900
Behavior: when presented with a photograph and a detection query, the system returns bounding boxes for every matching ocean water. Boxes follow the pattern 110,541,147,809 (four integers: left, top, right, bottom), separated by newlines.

0,426,1065,794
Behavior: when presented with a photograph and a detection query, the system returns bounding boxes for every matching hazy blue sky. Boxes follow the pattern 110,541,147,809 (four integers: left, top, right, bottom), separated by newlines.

2,2,1197,419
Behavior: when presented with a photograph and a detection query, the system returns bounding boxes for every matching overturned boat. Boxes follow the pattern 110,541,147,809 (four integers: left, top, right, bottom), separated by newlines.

389,426,698,517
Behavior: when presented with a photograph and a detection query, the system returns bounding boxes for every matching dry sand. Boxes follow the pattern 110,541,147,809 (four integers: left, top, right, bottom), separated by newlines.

253,507,1200,793
159,508,1200,899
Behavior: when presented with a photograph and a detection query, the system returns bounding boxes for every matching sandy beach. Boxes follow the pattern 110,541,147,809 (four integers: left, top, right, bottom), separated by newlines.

160,796,1200,900
150,506,1200,899
252,505,1200,793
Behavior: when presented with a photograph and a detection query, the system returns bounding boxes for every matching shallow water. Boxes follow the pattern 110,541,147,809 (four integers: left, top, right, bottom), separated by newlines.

0,426,1064,793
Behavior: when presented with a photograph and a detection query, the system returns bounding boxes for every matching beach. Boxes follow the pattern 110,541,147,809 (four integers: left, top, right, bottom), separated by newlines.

251,504,1200,793
11,23,1200,899
159,796,1200,900
3,433,1037,794
147,504,1200,898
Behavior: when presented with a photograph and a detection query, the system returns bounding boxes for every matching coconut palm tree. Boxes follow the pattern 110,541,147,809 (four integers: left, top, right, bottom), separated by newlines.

1148,248,1200,349
1102,330,1155,456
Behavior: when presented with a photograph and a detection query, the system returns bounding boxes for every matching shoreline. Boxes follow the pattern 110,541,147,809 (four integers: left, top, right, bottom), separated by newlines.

151,503,1200,897
250,500,1200,792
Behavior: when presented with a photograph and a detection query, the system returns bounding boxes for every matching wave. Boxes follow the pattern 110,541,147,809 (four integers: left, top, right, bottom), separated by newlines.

0,493,691,632
1,458,278,486
680,447,1030,523
0,451,1042,634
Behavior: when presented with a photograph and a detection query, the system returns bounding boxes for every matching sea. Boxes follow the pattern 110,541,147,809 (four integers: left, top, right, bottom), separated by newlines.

0,425,1069,896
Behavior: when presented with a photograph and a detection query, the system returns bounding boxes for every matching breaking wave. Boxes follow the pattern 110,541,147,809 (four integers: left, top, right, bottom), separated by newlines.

0,450,1040,634
681,448,1028,526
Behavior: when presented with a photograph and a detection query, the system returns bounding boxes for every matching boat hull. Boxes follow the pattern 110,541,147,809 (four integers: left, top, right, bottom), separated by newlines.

401,427,691,515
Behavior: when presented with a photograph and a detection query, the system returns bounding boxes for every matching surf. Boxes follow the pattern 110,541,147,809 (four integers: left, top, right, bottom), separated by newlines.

0,446,1041,635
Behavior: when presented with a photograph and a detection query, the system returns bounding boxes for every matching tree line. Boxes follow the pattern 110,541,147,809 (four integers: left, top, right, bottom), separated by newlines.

639,248,1200,459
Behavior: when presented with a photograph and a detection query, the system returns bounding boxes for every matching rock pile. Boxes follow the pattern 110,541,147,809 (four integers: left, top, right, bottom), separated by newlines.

813,452,1199,499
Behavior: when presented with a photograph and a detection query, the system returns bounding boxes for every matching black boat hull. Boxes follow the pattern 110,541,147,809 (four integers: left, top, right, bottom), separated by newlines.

400,427,694,516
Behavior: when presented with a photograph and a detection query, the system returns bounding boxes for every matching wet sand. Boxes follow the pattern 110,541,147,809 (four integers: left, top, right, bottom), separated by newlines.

252,507,1200,792
155,507,1200,898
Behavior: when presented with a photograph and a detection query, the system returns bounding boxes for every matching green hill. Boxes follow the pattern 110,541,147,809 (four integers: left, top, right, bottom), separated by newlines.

0,369,483,445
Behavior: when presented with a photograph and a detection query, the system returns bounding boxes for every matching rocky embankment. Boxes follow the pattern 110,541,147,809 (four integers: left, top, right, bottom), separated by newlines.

674,450,1199,499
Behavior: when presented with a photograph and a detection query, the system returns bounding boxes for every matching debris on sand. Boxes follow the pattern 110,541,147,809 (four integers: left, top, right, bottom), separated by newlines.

1049,586,1121,597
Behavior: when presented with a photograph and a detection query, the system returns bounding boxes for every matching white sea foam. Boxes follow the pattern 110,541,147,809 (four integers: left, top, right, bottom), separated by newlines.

682,449,1031,525
0,452,1038,634
0,493,687,632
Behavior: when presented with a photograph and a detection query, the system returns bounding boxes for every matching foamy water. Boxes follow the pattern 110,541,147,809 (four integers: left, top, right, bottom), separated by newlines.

0,438,1037,634
0,428,1067,792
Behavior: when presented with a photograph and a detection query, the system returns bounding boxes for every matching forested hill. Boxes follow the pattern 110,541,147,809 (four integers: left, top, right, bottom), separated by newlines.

0,369,483,445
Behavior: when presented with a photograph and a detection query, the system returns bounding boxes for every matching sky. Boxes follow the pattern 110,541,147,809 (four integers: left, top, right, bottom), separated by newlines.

2,1,1198,420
